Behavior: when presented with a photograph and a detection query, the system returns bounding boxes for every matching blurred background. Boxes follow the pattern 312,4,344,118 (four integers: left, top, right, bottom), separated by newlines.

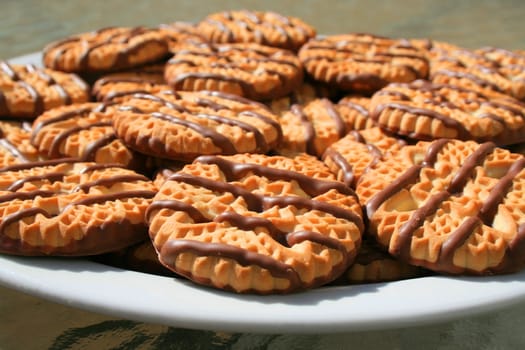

1,0,524,60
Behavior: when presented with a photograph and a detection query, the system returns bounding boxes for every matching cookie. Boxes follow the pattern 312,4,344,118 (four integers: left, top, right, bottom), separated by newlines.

370,79,525,146
30,102,143,169
429,45,525,100
146,153,364,294
267,81,336,116
322,127,405,188
335,95,376,130
298,33,429,94
164,42,304,101
0,160,156,256
196,10,316,51
92,64,171,102
113,90,282,161
337,238,427,284
42,27,171,74
356,138,525,275
276,97,374,157
0,121,42,167
158,21,207,52
1,61,89,119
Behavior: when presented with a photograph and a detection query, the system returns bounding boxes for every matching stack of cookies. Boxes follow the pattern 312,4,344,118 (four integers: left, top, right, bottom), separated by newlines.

1,10,525,294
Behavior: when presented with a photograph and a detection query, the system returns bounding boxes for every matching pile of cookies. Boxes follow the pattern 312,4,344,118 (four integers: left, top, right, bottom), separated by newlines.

1,10,525,294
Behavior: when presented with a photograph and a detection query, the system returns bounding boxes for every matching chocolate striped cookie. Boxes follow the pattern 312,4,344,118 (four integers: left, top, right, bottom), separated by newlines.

147,153,364,294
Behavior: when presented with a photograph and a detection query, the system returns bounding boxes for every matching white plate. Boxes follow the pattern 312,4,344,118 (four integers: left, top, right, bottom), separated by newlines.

2,53,525,334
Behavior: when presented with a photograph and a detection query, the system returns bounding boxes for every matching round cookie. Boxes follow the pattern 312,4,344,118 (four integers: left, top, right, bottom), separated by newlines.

147,153,364,294
276,97,375,157
42,27,171,74
298,33,429,94
196,10,316,51
266,81,336,116
1,61,89,119
429,44,525,101
158,21,207,52
370,79,525,146
0,160,156,256
322,127,406,188
92,64,171,102
31,102,143,169
336,95,376,130
112,90,282,161
356,138,525,275
337,238,427,285
0,121,42,168
164,42,304,101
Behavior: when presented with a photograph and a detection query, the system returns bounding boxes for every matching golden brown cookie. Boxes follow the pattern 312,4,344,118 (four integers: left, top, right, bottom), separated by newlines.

276,97,375,157
322,127,406,188
42,27,171,74
30,102,142,169
164,42,304,101
0,160,156,256
429,45,525,100
266,81,336,116
370,79,525,146
1,61,89,119
113,90,282,161
196,10,316,51
357,138,525,275
298,33,429,94
158,21,208,52
92,64,171,102
335,95,376,130
0,121,42,167
337,238,427,284
147,153,364,294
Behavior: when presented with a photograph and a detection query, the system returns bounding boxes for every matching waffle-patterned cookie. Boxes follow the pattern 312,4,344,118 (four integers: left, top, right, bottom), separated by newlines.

338,238,427,284
158,21,207,52
336,95,376,130
357,139,525,275
92,64,170,102
1,61,89,119
196,10,316,51
31,103,142,169
298,33,429,94
267,81,336,116
322,127,405,188
370,79,525,146
113,90,282,161
0,121,41,167
0,160,156,256
429,45,525,100
147,153,364,294
164,42,303,101
42,27,170,74
276,97,373,157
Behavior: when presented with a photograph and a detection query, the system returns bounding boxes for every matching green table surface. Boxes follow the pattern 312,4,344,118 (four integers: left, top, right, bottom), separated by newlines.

1,1,525,349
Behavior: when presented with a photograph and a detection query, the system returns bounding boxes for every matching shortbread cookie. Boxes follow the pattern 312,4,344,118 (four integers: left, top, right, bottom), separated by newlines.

196,10,316,51
322,127,405,188
92,64,171,102
298,33,429,94
339,238,427,284
147,153,364,294
336,95,376,130
31,103,142,168
0,121,41,167
370,79,525,146
164,42,303,101
158,21,207,52
357,138,525,275
1,61,89,119
276,97,373,157
113,90,282,161
267,81,336,116
429,45,525,100
0,160,156,256
42,27,171,74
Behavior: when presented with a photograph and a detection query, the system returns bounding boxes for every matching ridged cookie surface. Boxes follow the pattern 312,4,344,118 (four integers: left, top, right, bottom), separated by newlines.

147,153,364,294
357,139,525,275
0,160,156,256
